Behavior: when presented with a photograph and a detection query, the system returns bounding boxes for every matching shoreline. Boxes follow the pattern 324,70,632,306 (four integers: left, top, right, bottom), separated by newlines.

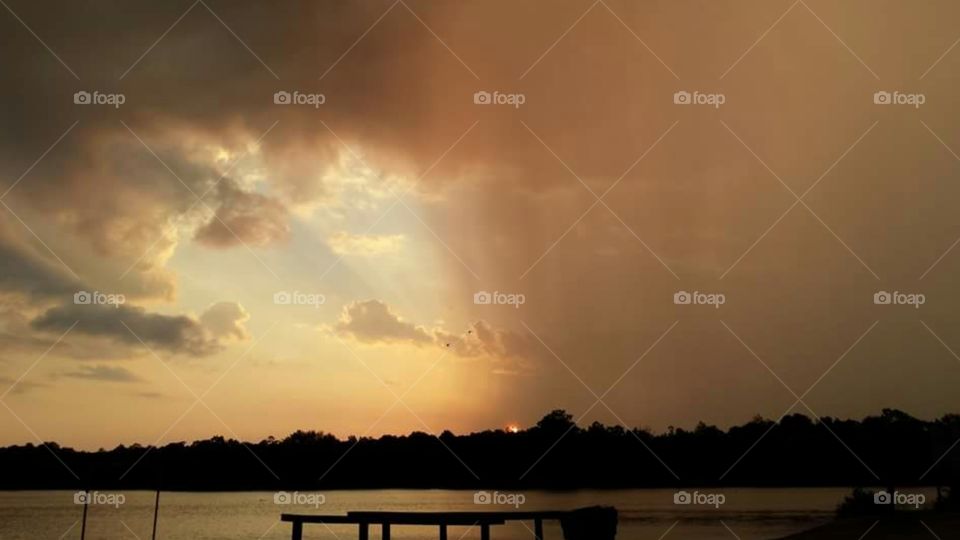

775,513,959,539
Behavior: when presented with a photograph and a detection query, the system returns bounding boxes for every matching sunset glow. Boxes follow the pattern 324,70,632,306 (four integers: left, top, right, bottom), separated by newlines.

0,0,958,456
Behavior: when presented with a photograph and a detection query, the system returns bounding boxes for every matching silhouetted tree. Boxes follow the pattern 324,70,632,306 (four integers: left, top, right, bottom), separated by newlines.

0,409,957,491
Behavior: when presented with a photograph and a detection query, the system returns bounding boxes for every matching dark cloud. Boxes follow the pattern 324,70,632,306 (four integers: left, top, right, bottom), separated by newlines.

194,181,290,248
61,365,142,382
0,375,48,395
0,309,150,362
0,0,607,274
445,321,539,362
30,301,250,357
335,300,433,346
436,321,540,375
334,300,538,370
31,303,215,356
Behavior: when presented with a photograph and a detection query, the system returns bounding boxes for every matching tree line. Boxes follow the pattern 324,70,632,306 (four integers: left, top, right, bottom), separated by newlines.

1,409,958,490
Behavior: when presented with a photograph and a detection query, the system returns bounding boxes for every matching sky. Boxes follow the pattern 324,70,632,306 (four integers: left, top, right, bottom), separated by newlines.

2,0,960,450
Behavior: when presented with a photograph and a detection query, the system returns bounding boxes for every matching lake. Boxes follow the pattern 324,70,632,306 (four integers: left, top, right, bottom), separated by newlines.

0,487,917,539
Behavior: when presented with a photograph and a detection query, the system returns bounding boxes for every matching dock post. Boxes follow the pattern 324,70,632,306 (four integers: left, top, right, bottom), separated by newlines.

359,522,368,540
291,521,302,540
480,523,490,540
80,491,89,540
534,518,543,540
151,490,160,540
439,524,447,540
382,523,391,540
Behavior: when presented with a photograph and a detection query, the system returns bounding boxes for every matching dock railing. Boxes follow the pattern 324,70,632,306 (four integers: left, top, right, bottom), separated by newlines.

281,507,615,540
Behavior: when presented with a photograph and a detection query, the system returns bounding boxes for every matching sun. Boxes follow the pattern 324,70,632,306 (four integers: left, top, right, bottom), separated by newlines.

506,424,520,434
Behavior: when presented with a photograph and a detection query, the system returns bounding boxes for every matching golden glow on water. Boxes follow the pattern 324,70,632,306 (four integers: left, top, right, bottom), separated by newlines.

0,488,862,539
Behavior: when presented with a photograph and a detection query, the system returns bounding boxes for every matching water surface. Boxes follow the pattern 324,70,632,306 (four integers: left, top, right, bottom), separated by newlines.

0,487,906,539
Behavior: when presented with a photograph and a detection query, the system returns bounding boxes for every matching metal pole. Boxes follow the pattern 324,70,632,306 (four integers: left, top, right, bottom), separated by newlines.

79,490,89,540
151,490,160,540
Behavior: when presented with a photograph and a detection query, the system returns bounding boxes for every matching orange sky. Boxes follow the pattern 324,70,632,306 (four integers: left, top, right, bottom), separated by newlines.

1,0,960,450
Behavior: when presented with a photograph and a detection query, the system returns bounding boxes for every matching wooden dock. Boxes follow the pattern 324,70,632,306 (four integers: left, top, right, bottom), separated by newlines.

281,508,614,540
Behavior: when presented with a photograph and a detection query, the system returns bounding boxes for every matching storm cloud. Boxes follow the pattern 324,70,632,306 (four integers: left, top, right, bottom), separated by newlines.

30,301,250,357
